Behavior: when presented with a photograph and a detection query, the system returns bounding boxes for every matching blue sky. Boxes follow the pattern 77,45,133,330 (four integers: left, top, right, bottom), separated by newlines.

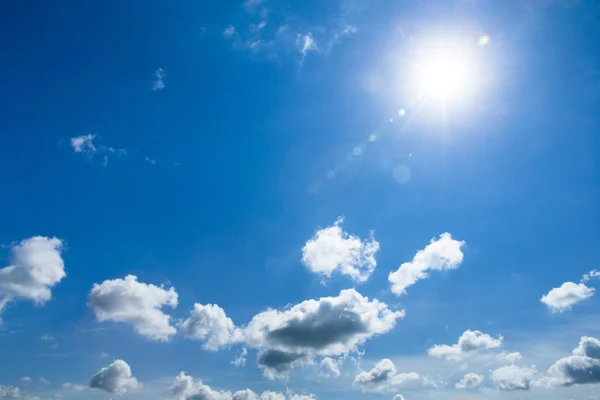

1,0,600,399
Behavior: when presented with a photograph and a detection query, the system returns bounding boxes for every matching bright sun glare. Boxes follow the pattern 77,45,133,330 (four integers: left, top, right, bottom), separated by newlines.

413,45,477,101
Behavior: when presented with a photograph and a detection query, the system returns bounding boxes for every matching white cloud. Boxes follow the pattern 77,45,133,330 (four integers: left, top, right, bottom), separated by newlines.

224,25,236,37
180,303,235,350
70,134,97,153
0,386,21,399
88,275,178,341
319,357,341,377
178,289,404,378
392,395,405,400
231,348,248,368
237,289,404,377
40,335,54,341
455,373,484,389
288,394,315,400
0,236,65,319
428,330,503,361
301,217,379,283
495,351,523,363
298,33,316,57
353,359,419,393
171,372,287,400
89,359,141,395
582,269,600,283
38,378,50,386
152,68,165,91
343,25,357,35
19,378,30,384
540,282,595,313
388,233,465,295
491,364,536,391
61,383,89,392
548,336,600,386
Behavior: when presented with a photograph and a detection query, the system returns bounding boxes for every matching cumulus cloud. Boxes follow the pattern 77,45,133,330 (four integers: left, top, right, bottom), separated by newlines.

301,217,379,283
88,275,178,341
428,330,502,361
388,233,465,295
70,134,97,153
238,289,404,377
179,303,235,350
548,336,600,386
353,359,419,393
495,351,523,363
231,348,248,368
392,395,405,400
540,281,595,312
0,236,65,319
89,359,141,395
0,386,21,399
19,377,30,384
319,357,341,377
491,364,536,391
455,373,484,389
171,372,286,400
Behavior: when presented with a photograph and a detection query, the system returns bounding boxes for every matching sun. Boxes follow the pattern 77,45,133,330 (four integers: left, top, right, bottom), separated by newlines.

413,44,478,101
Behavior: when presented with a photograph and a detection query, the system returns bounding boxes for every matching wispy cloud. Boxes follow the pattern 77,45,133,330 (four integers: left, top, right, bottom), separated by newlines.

152,68,166,91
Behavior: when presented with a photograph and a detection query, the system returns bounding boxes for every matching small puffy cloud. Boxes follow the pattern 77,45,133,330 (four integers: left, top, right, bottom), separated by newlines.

231,348,248,368
89,359,141,395
19,377,30,384
388,233,465,295
392,395,405,400
540,281,595,312
455,373,484,389
40,335,54,341
38,378,50,385
61,383,89,392
152,68,165,91
319,357,341,377
0,386,21,399
301,217,379,283
179,303,235,350
0,236,65,318
70,134,97,153
491,364,536,391
353,359,419,393
548,336,600,386
582,269,600,283
297,33,316,56
428,330,502,361
171,372,285,400
238,289,404,377
88,275,178,341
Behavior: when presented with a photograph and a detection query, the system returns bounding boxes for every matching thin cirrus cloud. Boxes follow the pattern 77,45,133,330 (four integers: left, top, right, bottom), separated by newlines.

540,269,598,313
88,275,179,341
388,233,465,295
221,0,357,61
178,288,405,379
151,68,165,91
0,236,65,321
353,359,419,393
69,134,160,166
301,217,379,284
